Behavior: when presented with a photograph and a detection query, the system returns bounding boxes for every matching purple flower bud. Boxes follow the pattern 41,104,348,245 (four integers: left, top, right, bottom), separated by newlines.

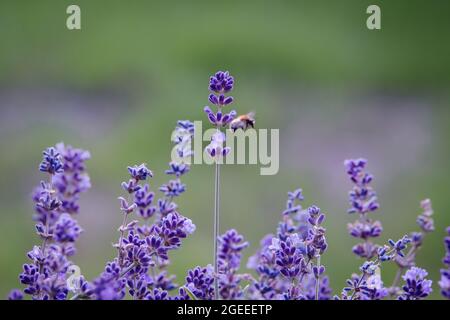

39,147,63,174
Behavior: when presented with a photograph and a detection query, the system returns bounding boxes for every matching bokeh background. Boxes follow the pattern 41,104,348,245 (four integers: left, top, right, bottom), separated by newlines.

1,0,449,299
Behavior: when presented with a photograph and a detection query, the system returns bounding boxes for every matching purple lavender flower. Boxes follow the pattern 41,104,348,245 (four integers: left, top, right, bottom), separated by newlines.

159,179,186,197
53,143,91,214
54,214,83,243
345,158,381,259
205,131,231,159
209,71,234,94
399,267,432,300
134,184,156,219
300,274,333,300
362,274,389,300
204,106,236,127
8,289,24,300
165,162,190,177
389,199,436,297
416,199,434,233
344,158,379,214
247,234,284,299
39,147,63,174
347,220,383,239
248,192,331,300
218,229,249,299
128,164,153,181
270,234,305,279
282,188,304,216
183,265,215,300
439,226,450,299
203,72,238,299
15,144,90,300
146,288,169,300
156,212,196,248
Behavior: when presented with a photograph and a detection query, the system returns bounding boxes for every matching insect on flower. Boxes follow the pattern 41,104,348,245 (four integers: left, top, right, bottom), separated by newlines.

229,112,255,132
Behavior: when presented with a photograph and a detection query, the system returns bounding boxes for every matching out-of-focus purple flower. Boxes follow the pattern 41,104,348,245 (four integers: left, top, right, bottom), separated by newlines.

282,189,304,216
176,120,195,134
159,179,186,197
158,198,177,216
89,273,126,300
172,120,195,155
8,289,24,300
399,267,432,300
218,229,249,272
218,229,249,299
118,196,137,215
165,162,190,177
439,227,450,299
247,234,284,299
146,288,169,300
347,220,383,239
300,274,332,300
416,199,434,233
39,147,63,174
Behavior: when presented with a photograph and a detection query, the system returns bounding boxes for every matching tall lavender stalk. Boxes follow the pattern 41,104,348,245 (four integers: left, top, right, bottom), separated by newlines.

10,144,90,300
344,158,381,260
204,71,236,299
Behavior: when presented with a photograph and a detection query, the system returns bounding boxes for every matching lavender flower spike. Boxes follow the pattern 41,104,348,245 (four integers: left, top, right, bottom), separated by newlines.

345,158,381,259
203,71,237,300
14,144,90,300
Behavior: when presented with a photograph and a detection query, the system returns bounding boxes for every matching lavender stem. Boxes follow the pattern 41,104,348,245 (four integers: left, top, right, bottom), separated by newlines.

213,160,221,300
315,255,321,300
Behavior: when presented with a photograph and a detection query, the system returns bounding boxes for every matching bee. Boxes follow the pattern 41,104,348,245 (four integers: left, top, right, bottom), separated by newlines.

229,112,255,132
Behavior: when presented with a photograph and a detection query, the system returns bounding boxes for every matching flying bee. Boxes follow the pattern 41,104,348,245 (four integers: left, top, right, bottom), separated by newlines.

229,112,255,132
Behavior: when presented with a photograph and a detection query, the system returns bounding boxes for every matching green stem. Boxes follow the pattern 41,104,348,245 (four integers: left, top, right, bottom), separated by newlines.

213,161,220,300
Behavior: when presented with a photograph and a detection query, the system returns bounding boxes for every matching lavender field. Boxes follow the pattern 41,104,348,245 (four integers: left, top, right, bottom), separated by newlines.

1,0,450,300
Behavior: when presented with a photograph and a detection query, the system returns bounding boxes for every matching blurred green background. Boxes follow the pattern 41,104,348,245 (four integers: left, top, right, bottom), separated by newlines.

1,0,449,299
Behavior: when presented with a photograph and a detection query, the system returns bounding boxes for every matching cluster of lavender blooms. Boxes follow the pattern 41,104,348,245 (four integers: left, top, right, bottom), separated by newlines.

245,190,331,300
338,159,436,300
70,121,197,300
345,158,381,259
203,71,236,159
9,144,90,300
9,71,450,301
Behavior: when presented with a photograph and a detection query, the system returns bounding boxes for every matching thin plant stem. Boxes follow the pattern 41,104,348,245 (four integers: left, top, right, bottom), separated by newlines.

213,161,221,300
315,255,321,300
117,192,134,266
390,246,416,295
